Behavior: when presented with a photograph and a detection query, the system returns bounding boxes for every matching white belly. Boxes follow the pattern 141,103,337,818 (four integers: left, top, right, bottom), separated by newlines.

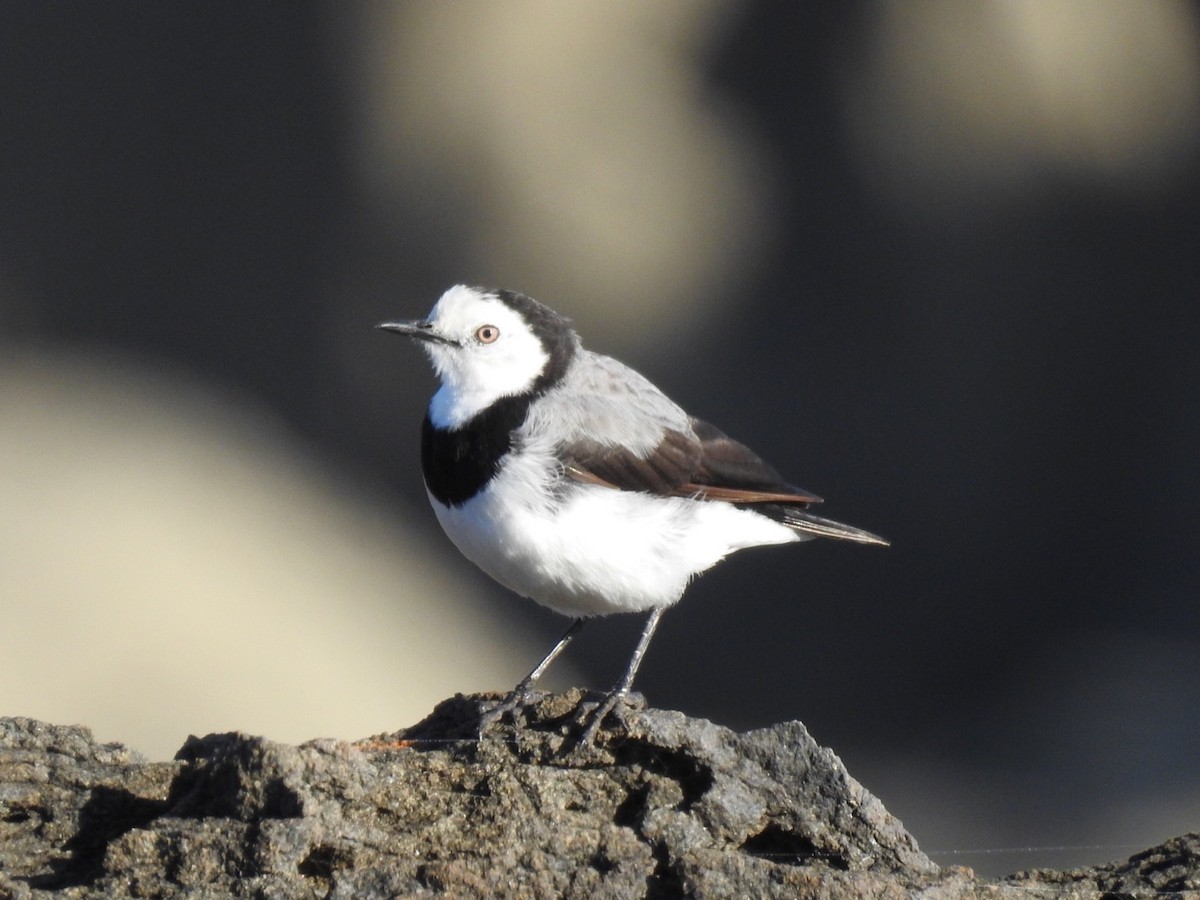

427,449,799,618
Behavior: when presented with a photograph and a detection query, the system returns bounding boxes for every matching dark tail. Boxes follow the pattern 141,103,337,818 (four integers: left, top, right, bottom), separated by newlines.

776,508,889,546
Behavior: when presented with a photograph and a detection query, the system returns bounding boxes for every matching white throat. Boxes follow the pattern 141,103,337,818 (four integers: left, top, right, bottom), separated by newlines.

420,286,553,428
428,380,517,429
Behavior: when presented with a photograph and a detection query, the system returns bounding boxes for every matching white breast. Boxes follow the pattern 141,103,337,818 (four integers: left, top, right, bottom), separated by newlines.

427,442,799,618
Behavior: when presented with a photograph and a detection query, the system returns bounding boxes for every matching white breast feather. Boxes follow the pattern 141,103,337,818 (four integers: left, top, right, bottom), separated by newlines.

430,434,798,618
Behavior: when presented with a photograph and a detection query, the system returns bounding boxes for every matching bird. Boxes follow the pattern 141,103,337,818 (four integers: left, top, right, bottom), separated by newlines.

378,285,887,743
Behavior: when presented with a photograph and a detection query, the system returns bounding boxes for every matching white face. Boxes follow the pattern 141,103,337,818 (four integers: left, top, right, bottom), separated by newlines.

420,285,551,429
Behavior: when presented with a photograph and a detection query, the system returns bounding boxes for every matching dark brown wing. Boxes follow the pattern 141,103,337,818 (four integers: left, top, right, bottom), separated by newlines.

561,428,701,496
685,418,823,504
560,416,888,545
561,417,822,506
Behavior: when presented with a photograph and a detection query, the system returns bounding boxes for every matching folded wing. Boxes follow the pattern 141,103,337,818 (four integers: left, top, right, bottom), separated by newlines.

533,350,887,546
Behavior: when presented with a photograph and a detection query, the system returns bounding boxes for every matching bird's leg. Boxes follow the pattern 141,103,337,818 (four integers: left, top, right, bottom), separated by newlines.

479,618,586,733
579,607,665,744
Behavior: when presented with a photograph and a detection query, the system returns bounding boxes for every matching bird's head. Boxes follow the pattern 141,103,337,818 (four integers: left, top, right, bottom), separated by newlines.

379,285,577,428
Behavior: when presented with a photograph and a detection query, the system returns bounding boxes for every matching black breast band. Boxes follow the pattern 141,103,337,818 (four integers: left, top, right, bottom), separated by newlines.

421,394,534,506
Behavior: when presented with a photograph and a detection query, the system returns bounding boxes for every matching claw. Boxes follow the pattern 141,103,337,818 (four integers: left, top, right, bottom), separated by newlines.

578,689,626,745
477,686,531,736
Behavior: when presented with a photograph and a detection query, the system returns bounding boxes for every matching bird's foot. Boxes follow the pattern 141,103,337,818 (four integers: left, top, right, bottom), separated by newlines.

476,683,534,736
576,688,643,746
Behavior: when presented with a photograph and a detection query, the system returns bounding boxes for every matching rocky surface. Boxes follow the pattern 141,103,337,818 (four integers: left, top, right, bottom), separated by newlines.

1,692,1197,898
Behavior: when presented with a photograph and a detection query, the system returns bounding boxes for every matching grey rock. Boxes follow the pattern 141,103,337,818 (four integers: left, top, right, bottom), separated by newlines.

1003,833,1200,897
1,693,1197,898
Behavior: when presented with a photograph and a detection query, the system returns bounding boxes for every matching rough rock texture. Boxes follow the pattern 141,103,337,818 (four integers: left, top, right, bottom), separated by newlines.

1003,835,1200,897
1,693,1197,898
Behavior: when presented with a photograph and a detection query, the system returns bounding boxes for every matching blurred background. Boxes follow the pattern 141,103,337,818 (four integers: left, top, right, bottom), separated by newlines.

2,0,1198,878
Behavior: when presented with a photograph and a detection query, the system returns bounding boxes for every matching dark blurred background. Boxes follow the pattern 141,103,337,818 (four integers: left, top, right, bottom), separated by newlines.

2,0,1197,877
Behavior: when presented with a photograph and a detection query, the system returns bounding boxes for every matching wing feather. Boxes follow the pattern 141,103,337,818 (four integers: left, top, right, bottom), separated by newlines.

528,351,885,543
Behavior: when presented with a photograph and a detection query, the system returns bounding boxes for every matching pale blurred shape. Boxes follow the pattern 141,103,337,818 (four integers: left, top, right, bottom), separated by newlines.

0,349,568,759
349,0,773,343
844,0,1200,211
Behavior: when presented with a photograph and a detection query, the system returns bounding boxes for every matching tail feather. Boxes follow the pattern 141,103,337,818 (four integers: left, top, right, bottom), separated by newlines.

777,508,890,546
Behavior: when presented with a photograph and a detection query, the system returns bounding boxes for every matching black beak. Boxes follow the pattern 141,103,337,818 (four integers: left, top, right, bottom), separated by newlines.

376,320,456,345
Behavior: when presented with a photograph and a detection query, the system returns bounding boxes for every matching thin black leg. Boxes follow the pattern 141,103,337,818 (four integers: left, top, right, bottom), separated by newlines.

479,618,586,732
580,606,664,744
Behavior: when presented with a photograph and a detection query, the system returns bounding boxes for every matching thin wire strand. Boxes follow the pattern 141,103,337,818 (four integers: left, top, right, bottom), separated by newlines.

927,843,1150,857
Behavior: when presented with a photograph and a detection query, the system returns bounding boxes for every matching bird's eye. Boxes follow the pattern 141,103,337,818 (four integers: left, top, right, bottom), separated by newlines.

475,324,500,344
